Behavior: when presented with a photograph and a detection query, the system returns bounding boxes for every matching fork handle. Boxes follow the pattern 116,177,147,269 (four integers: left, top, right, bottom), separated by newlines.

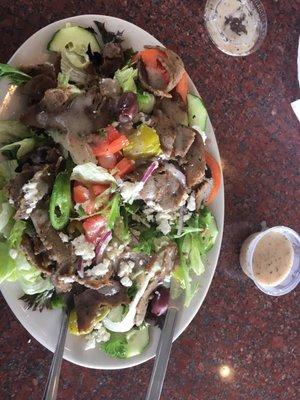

42,311,69,400
145,308,178,400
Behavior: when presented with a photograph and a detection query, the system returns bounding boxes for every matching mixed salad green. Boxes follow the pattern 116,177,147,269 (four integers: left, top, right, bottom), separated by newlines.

0,21,220,359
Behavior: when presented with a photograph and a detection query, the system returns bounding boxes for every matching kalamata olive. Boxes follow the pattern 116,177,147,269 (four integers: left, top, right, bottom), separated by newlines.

150,286,170,317
117,92,138,123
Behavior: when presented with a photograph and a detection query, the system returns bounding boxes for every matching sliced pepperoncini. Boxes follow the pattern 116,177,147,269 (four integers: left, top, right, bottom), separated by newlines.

123,124,161,159
68,306,111,336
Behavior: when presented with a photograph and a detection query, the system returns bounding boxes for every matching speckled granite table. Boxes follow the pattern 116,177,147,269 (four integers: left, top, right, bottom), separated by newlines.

0,1,299,399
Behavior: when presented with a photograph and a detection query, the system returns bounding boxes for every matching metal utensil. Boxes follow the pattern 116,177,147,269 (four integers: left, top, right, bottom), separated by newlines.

145,284,183,400
42,294,73,400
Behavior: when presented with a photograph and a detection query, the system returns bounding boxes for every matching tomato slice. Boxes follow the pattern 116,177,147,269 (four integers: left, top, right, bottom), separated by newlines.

106,126,123,143
82,199,96,215
82,215,107,243
139,48,169,84
205,152,222,205
175,71,188,103
139,48,166,69
91,184,109,197
114,157,135,178
73,182,90,204
91,139,110,156
97,153,118,170
91,135,129,157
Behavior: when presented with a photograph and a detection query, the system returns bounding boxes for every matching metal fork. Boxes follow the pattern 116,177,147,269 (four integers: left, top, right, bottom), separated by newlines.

42,293,73,400
145,286,183,400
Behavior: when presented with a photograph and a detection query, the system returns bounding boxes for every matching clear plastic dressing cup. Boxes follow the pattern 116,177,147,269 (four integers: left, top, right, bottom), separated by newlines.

240,226,300,296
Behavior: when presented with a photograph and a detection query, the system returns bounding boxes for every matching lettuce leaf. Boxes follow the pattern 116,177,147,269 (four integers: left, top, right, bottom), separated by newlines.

0,63,31,86
8,220,26,248
71,162,116,185
173,207,218,307
115,66,138,93
137,91,155,113
0,242,16,283
0,198,14,237
0,120,32,143
107,193,121,229
0,159,17,189
57,72,82,95
0,241,53,293
1,137,35,159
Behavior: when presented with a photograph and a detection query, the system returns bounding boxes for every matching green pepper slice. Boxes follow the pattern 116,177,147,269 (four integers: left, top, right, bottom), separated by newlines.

49,168,72,230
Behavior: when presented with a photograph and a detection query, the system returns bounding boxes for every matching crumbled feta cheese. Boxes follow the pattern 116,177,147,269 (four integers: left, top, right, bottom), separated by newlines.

183,212,192,222
86,258,110,277
9,249,18,259
120,181,144,204
120,276,133,287
151,261,162,273
71,234,95,261
74,203,81,213
59,232,69,243
137,112,152,125
59,276,75,284
84,324,110,350
179,192,189,207
22,180,47,215
8,198,14,205
157,218,171,235
187,194,196,211
146,201,163,212
105,240,126,261
118,260,135,278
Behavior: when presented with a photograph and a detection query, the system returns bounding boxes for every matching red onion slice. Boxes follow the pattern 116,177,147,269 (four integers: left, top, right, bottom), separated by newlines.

94,231,112,263
141,161,159,183
77,257,84,278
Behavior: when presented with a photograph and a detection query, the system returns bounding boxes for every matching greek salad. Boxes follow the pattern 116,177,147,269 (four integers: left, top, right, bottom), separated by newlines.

0,21,221,359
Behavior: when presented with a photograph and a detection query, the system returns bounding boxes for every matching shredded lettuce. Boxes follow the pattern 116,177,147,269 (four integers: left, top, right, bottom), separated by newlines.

1,137,35,159
132,226,158,255
114,66,138,93
173,207,218,307
107,193,121,229
101,332,128,358
0,63,31,86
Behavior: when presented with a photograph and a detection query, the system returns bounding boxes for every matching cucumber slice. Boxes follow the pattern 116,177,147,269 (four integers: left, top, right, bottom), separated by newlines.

187,93,207,132
125,325,150,358
48,26,101,54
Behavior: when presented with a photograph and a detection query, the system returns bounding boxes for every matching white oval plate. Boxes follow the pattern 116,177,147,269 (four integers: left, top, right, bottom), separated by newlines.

0,15,224,369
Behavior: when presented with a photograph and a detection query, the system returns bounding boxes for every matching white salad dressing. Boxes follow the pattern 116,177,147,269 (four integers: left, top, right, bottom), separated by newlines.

103,263,161,332
240,230,295,287
205,0,262,56
252,232,294,286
